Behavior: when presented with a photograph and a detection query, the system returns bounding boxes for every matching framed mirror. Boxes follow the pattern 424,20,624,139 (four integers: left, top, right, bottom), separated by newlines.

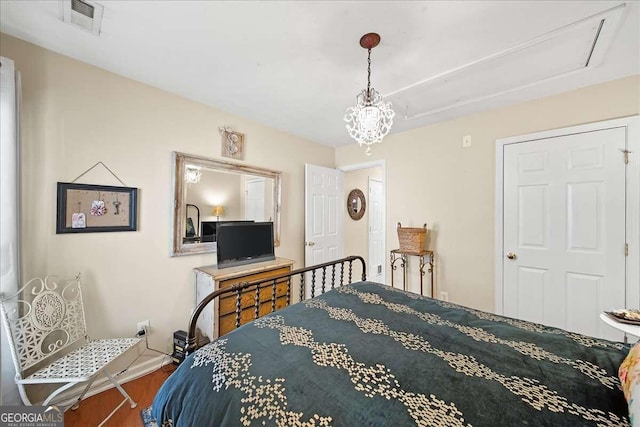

347,189,366,220
171,152,282,256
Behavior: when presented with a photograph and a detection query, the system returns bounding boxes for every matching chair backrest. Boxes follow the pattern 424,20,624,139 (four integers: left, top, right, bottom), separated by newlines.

0,274,87,378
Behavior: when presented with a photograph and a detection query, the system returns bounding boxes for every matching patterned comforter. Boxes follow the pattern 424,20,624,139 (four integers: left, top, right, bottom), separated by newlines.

151,282,630,426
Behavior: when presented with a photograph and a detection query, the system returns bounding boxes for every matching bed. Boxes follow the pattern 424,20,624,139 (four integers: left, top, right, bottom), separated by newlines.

150,256,631,426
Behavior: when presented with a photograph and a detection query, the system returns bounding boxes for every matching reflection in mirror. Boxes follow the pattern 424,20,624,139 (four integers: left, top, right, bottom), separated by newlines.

171,152,281,256
184,170,274,242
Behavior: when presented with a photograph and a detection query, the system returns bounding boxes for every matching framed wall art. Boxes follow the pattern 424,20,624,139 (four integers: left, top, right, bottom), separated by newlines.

56,182,138,233
219,126,245,160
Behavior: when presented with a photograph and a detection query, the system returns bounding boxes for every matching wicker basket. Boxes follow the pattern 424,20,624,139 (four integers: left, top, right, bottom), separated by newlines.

397,222,427,252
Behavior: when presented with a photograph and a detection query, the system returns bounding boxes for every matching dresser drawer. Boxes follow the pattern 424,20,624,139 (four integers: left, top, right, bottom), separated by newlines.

219,267,292,289
219,282,289,316
219,298,288,336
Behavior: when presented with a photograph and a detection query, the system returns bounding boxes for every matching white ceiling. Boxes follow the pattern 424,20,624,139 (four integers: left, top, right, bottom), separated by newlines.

1,1,638,147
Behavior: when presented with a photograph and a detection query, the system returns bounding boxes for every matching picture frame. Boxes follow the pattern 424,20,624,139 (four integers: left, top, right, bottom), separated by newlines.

56,182,138,234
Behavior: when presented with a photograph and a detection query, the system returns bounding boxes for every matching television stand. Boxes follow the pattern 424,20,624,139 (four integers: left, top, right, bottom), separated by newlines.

194,257,294,339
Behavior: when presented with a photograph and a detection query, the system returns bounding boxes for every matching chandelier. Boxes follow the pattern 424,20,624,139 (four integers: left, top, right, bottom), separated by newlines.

345,33,395,156
185,166,201,185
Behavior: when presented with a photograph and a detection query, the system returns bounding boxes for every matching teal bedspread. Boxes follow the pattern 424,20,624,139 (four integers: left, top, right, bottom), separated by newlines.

151,282,630,426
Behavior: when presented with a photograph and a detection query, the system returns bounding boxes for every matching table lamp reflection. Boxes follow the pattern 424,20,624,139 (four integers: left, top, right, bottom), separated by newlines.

212,205,224,221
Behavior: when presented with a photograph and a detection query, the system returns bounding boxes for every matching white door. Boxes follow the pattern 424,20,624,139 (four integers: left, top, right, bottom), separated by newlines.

304,164,343,298
245,178,265,221
503,127,626,340
368,178,384,282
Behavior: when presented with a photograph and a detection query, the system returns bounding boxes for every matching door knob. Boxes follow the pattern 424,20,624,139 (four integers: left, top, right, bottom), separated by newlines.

306,241,315,247
506,252,517,260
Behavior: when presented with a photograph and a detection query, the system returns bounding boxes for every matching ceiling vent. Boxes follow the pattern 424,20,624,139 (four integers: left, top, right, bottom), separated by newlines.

386,3,627,121
61,0,104,36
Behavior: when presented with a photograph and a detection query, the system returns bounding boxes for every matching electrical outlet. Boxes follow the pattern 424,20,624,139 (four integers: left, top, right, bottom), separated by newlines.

440,292,449,301
462,135,472,148
137,320,150,334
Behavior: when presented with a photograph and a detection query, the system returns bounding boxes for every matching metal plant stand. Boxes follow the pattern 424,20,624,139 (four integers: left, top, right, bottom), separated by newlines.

390,249,435,297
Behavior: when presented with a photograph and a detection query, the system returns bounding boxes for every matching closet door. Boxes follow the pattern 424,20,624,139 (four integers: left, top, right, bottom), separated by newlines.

502,127,626,340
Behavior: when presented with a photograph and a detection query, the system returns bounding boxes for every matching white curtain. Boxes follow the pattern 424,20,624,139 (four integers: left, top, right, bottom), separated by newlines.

0,56,21,405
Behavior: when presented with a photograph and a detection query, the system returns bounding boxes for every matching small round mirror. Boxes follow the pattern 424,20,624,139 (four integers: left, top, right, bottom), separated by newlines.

347,189,366,220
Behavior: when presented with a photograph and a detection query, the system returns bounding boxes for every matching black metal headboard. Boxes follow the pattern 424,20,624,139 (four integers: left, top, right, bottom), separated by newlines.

186,255,366,354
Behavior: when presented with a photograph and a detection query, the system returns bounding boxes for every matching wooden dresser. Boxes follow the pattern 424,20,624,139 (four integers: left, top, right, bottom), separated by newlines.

194,257,294,340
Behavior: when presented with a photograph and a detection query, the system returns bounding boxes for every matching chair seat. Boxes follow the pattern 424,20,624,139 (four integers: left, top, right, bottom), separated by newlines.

21,338,141,384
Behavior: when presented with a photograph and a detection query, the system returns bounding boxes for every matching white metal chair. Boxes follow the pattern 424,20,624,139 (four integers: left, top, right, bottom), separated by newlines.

0,274,141,422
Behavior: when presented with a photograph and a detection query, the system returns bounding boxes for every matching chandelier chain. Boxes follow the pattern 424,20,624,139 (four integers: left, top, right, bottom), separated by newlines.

366,48,372,103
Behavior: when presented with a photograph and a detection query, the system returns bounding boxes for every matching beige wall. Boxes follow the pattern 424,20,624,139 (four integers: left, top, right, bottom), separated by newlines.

336,75,640,312
344,166,383,273
2,30,639,365
0,34,334,355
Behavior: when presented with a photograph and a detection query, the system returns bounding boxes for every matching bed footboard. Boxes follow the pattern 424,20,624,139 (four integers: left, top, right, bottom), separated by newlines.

186,255,366,354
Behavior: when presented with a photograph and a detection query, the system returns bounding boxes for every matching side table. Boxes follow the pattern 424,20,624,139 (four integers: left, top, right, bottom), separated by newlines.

600,312,640,344
390,249,434,297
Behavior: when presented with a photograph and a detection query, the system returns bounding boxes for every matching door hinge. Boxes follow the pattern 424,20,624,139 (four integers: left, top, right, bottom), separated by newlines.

620,149,631,165
625,243,629,256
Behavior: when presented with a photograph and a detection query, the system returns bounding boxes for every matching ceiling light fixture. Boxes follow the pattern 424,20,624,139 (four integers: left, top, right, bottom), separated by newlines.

345,33,395,156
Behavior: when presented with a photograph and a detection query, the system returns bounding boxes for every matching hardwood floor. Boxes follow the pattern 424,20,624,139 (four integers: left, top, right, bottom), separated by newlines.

64,365,176,427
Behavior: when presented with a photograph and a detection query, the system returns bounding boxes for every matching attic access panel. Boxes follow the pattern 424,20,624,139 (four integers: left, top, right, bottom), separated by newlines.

387,3,627,120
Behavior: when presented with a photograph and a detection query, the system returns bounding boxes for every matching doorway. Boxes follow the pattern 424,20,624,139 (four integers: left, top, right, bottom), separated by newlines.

341,161,386,283
304,161,387,286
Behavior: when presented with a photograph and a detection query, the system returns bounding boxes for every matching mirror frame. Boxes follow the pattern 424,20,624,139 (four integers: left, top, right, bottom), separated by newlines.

347,188,366,221
171,151,282,256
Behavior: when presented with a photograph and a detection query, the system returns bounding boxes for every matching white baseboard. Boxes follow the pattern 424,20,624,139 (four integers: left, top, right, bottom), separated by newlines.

40,352,172,407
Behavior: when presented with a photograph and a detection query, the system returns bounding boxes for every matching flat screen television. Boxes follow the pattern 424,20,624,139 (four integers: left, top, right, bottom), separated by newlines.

201,220,253,243
216,221,275,268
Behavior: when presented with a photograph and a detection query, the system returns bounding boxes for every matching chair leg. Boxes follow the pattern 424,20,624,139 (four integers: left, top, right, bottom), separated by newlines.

16,383,33,406
103,369,137,409
42,381,83,407
94,369,138,427
70,376,99,410
97,397,130,427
